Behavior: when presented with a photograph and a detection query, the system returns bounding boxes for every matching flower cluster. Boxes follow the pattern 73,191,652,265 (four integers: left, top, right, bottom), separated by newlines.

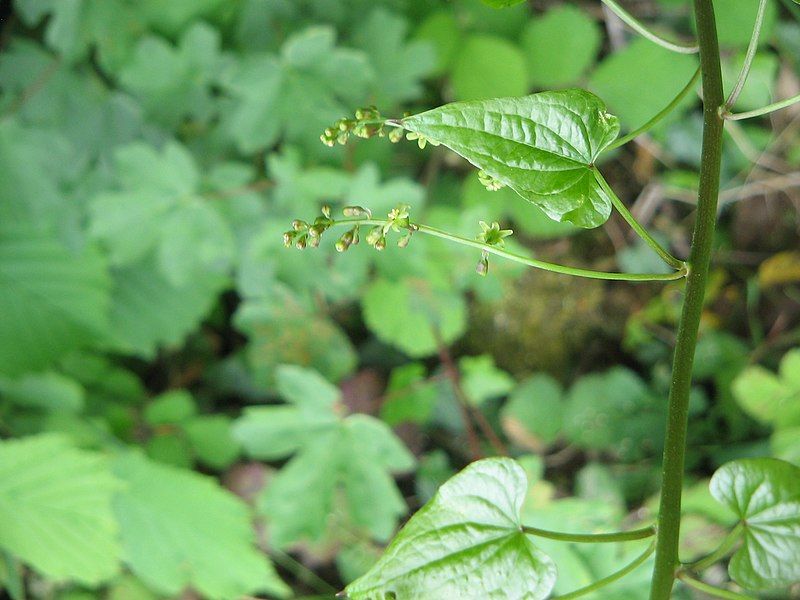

283,204,418,253
282,205,335,249
320,106,404,147
478,170,505,191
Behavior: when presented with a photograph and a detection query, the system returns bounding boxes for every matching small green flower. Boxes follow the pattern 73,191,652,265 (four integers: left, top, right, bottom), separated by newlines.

405,131,439,149
478,170,505,191
477,221,513,248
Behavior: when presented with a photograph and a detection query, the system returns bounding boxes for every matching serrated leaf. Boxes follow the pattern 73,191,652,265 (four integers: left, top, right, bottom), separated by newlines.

106,258,225,358
401,90,620,227
0,224,110,376
221,26,372,154
344,457,557,599
118,23,225,128
113,452,289,599
0,435,121,584
90,141,234,286
234,295,357,387
352,9,436,106
710,458,800,589
234,366,414,547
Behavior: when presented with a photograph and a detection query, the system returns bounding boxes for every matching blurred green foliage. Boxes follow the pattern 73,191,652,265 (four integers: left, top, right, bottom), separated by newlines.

0,0,799,597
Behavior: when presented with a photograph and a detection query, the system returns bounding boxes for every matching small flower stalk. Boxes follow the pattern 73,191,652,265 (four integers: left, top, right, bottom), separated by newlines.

284,204,418,254
475,221,513,276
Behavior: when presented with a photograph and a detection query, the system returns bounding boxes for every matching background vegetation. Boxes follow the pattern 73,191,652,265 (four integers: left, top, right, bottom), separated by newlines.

0,0,799,598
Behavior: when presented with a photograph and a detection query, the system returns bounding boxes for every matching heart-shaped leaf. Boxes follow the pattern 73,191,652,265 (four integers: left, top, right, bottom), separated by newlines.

401,90,620,228
710,458,800,589
343,457,557,599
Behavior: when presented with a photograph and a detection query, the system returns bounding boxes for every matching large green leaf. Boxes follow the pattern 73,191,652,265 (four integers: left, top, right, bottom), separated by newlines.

401,90,620,227
234,365,414,548
0,224,110,376
710,458,800,590
344,457,557,599
113,452,289,599
0,435,121,585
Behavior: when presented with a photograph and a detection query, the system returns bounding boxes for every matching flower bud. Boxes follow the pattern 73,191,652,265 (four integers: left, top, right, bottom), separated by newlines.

308,235,321,248
295,235,307,250
343,206,371,218
388,128,404,143
366,226,384,246
308,225,325,239
282,231,296,248
374,236,386,251
334,240,349,252
292,219,308,231
397,232,412,248
321,204,331,219
476,254,489,276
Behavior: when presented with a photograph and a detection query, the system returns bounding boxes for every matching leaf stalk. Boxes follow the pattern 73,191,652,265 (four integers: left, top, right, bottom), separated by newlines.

521,524,656,543
600,0,699,54
328,218,688,282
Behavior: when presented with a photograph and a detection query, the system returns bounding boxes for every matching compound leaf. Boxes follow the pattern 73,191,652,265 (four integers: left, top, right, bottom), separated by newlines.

113,452,289,599
234,365,414,548
710,458,800,590
344,457,557,599
401,90,620,227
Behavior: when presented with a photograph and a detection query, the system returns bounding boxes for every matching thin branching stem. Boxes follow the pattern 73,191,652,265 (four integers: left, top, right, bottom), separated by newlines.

677,574,754,599
600,0,699,54
593,171,686,270
725,0,768,110
522,524,656,543
681,523,743,572
553,541,657,599
609,67,701,150
722,92,800,121
328,218,688,282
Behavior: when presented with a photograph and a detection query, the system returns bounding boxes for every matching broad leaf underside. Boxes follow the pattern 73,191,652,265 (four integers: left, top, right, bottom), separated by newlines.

402,90,620,228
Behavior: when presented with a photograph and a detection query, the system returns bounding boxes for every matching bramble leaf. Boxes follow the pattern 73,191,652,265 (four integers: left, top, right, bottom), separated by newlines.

0,223,110,376
710,458,800,590
0,435,121,585
344,458,557,599
401,90,620,227
234,365,414,547
113,452,289,598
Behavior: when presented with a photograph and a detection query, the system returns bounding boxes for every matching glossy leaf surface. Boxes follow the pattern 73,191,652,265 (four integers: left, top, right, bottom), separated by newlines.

710,458,800,589
344,458,557,599
401,90,619,227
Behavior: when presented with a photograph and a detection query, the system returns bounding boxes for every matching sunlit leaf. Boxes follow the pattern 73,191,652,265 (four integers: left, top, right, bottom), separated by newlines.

401,90,620,227
710,458,800,589
344,458,557,599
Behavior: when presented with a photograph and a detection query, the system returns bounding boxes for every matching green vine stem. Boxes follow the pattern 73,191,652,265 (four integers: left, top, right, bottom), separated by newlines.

681,523,743,573
553,541,657,599
326,218,688,282
608,66,701,151
649,0,725,596
600,0,699,54
522,524,655,543
677,573,754,599
722,92,800,121
724,0,768,110
593,170,686,271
